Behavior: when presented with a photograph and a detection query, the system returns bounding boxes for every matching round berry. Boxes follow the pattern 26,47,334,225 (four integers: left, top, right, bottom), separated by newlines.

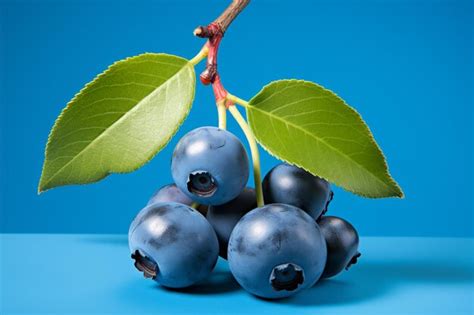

171,127,249,205
228,204,327,299
128,202,218,288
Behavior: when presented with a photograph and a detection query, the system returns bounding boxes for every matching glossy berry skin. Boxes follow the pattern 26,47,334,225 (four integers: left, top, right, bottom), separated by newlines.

206,187,257,259
147,184,208,215
171,127,249,206
318,216,361,279
228,204,327,299
128,202,219,288
263,163,333,220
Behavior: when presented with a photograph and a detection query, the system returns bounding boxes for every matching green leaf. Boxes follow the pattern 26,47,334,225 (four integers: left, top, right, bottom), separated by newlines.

39,53,195,193
247,80,403,198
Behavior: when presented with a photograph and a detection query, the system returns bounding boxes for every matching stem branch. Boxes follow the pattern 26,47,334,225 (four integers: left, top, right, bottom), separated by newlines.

214,0,251,33
194,0,250,37
194,1,250,90
227,93,249,108
189,45,209,66
228,105,264,207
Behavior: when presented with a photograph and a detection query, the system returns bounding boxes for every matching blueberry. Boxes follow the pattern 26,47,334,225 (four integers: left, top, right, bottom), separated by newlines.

147,184,208,215
228,204,327,299
171,127,249,205
128,202,219,288
206,187,257,259
318,216,361,278
263,163,333,219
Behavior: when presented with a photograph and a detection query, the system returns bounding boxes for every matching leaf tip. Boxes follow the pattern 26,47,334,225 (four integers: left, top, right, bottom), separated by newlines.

37,167,53,194
383,178,404,199
37,177,46,195
395,186,405,199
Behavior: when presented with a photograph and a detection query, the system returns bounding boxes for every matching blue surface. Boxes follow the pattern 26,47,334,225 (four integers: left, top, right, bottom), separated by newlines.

1,234,473,314
0,0,473,236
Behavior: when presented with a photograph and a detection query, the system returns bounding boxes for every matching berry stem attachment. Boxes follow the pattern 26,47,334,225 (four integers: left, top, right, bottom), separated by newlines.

217,101,227,130
228,105,264,207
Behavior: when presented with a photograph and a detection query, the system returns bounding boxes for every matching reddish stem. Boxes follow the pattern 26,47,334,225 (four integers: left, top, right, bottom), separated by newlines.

199,24,222,86
194,1,250,104
212,74,227,102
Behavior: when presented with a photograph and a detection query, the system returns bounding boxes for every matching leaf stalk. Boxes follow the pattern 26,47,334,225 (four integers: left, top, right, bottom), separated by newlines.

189,45,209,66
227,93,249,108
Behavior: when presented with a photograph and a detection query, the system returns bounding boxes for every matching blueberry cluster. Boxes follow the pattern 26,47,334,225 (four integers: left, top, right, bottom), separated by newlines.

128,126,360,299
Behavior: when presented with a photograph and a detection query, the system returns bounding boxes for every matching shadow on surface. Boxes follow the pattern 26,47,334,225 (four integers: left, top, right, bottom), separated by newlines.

90,236,473,305
286,260,474,306
283,277,387,306
160,271,241,295
94,239,241,296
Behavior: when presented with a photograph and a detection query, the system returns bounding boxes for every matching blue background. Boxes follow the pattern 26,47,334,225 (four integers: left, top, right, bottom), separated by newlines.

0,0,472,236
